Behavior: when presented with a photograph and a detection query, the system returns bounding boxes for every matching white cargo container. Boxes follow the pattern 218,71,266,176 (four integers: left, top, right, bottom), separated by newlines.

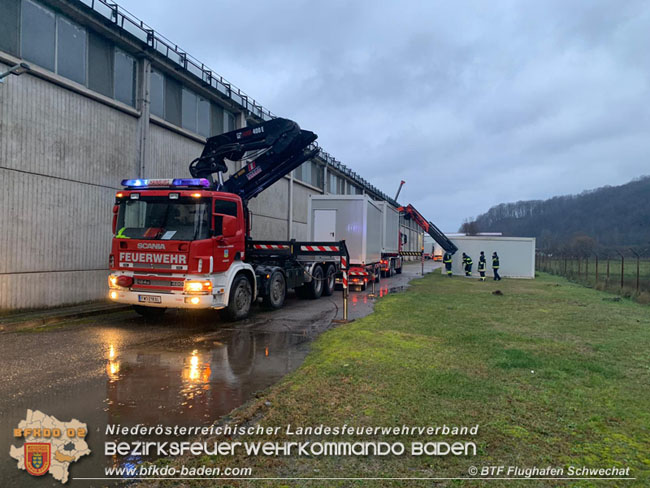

377,201,399,253
376,201,403,276
309,195,383,289
449,236,536,279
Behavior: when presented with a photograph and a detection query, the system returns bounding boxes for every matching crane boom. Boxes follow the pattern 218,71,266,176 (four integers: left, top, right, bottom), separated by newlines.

394,180,405,201
398,204,458,254
189,118,318,204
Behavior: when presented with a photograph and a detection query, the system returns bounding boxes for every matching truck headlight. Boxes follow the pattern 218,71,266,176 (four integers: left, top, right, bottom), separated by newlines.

108,275,118,289
184,280,212,294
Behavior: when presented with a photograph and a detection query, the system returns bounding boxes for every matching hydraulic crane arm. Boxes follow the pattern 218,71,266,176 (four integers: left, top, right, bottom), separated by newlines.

189,118,318,203
398,204,458,254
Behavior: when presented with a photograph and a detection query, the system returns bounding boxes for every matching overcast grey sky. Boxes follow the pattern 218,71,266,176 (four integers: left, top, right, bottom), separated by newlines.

117,0,650,231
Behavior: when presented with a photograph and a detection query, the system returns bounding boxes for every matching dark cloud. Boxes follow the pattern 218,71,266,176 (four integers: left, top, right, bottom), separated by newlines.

118,0,650,231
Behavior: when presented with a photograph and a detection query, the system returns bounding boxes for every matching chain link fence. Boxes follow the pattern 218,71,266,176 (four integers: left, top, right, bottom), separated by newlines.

536,251,650,303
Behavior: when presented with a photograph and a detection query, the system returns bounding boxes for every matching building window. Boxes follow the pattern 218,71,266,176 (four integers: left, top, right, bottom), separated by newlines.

0,0,20,56
225,110,236,132
301,162,311,185
21,0,55,72
181,87,198,133
312,163,324,189
88,31,113,97
149,69,164,117
56,16,86,85
164,76,182,126
329,173,337,194
114,49,135,106
197,97,210,137
210,104,224,136
337,176,345,195
150,69,234,137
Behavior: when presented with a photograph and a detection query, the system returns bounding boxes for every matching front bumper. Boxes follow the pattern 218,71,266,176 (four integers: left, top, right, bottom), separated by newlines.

108,289,226,309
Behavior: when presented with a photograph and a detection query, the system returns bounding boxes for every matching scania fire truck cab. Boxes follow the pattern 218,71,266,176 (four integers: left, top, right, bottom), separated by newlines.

109,118,348,321
109,180,251,318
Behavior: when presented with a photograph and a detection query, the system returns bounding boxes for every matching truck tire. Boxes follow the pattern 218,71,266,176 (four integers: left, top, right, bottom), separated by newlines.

374,266,381,283
395,265,402,274
262,271,286,309
307,264,324,299
222,274,253,321
322,264,336,296
133,305,166,320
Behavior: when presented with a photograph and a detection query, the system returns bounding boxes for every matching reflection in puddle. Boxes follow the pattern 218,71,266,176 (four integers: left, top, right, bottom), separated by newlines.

106,344,120,381
102,329,311,469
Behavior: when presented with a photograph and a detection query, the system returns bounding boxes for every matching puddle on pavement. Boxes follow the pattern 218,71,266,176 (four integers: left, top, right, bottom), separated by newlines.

104,328,309,427
2,327,313,487
2,268,428,487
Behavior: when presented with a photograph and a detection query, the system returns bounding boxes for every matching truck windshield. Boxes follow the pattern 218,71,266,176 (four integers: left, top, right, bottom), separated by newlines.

115,197,210,240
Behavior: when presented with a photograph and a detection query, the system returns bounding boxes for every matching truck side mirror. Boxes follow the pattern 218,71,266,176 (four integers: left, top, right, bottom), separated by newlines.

222,215,238,238
112,205,119,234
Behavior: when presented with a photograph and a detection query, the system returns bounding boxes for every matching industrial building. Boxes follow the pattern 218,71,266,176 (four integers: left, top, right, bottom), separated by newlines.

0,0,424,309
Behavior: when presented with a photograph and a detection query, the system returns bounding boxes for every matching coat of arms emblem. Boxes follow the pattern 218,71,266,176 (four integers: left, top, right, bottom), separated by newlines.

24,443,51,476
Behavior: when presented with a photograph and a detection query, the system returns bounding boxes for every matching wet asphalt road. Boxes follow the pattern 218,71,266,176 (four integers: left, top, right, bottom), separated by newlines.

1,261,439,487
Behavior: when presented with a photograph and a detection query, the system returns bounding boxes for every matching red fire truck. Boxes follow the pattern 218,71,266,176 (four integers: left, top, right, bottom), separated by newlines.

108,118,348,321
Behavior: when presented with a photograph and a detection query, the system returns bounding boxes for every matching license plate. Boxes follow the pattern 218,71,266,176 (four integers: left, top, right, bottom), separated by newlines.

138,295,161,303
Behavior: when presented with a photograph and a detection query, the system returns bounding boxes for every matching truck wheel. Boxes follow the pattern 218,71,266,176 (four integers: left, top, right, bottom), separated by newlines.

374,266,381,283
395,265,402,274
133,306,166,320
307,265,324,299
263,271,286,309
322,264,336,296
222,274,253,321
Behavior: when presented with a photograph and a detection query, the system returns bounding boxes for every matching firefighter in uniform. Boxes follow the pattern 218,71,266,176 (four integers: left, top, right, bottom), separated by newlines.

443,251,453,277
478,251,487,281
492,251,501,281
463,253,473,277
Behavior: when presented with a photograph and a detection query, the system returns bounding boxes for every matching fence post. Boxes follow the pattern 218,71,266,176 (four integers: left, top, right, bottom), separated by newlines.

606,255,610,284
341,254,349,321
585,256,589,281
616,250,624,289
630,249,640,293
594,253,599,284
564,255,567,275
578,257,581,276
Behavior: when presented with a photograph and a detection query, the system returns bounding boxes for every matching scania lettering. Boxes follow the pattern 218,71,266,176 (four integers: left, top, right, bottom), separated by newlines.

108,118,348,320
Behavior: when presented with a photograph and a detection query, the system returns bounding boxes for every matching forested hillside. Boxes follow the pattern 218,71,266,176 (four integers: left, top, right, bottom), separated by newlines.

463,176,650,253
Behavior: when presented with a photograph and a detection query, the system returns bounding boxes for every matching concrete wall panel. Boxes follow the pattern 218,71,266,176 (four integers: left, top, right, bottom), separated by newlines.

0,270,108,310
292,183,318,226
145,123,204,179
0,71,138,187
0,169,113,275
293,222,309,241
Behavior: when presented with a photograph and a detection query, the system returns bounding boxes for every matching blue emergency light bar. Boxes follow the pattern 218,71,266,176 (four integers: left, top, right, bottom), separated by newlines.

121,178,211,188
